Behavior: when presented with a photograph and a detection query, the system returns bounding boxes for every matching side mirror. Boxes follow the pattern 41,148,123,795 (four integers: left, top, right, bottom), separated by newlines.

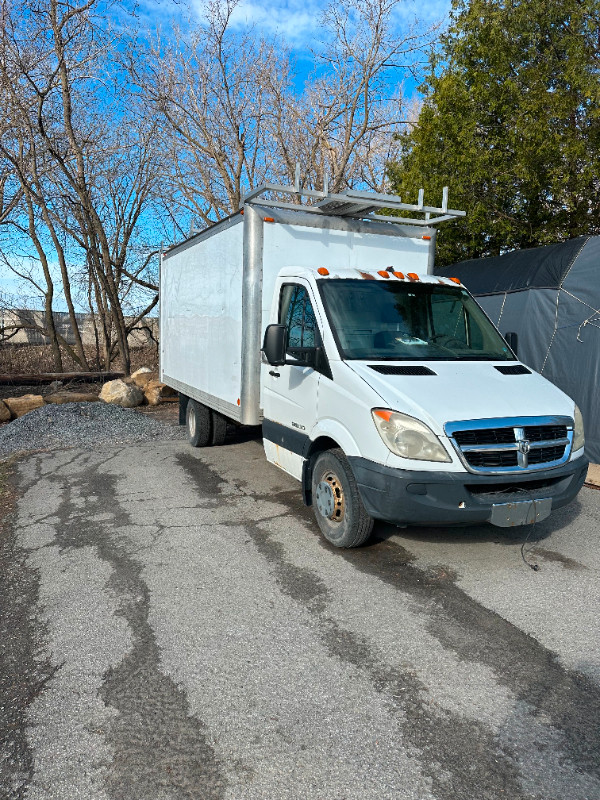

263,324,287,366
504,331,518,355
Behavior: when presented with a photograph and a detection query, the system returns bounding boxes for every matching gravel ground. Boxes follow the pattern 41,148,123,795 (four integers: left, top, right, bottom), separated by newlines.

0,402,186,459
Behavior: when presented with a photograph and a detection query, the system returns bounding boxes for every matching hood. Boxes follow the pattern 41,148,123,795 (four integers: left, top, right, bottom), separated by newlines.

347,361,575,434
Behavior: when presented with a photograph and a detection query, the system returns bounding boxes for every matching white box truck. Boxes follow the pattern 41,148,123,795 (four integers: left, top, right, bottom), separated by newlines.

160,181,587,547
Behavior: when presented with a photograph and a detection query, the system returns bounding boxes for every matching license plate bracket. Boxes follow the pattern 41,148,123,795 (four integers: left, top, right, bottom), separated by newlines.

489,497,552,527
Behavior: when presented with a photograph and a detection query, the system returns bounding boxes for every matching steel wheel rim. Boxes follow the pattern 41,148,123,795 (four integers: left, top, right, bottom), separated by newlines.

188,408,196,437
315,470,345,522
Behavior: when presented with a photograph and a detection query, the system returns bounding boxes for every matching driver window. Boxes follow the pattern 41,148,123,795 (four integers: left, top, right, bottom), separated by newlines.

279,284,316,352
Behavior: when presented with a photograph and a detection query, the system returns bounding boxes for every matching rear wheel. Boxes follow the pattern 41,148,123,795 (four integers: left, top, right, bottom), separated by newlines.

186,399,212,447
311,448,374,548
210,410,228,446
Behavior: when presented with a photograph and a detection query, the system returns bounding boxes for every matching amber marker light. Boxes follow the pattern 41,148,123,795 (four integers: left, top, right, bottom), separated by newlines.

237,398,241,406
377,270,390,278
449,277,461,284
373,409,394,422
393,271,405,279
407,273,420,281
422,235,432,241
264,217,275,223
317,267,330,276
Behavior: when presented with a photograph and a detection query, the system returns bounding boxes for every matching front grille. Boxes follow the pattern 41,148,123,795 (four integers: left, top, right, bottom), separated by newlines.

464,444,567,469
446,417,572,473
528,445,566,464
466,451,519,468
454,428,515,446
524,425,567,442
454,425,568,447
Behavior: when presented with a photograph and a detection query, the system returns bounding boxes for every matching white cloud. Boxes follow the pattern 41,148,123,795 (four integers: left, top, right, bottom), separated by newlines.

229,0,324,44
190,0,452,49
187,0,325,45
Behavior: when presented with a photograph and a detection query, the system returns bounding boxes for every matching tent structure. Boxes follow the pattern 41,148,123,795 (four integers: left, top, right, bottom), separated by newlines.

437,235,600,463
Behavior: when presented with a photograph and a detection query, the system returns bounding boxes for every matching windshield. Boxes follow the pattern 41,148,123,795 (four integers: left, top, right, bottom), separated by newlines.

318,279,515,361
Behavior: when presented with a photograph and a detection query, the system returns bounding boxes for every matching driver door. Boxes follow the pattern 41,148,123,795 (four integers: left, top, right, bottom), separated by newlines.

262,281,322,479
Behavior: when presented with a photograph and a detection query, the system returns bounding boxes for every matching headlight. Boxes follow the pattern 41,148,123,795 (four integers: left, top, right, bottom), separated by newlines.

372,409,451,462
573,405,585,452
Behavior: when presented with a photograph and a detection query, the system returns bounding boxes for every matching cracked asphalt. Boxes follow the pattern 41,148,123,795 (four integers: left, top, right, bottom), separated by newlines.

1,428,599,800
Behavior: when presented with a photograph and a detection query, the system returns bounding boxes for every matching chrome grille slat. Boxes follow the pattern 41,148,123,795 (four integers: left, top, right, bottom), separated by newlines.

461,437,570,452
445,416,573,475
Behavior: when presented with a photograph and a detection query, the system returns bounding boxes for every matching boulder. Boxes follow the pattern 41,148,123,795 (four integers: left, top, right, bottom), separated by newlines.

4,394,45,419
45,391,100,405
144,379,178,406
130,370,159,389
0,400,11,423
99,379,144,407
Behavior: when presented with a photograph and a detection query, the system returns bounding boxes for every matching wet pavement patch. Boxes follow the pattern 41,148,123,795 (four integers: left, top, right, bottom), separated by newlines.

338,536,600,780
0,460,55,800
53,461,228,800
176,451,229,498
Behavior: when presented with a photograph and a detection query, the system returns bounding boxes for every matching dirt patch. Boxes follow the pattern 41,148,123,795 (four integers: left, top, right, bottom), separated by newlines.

584,463,600,489
136,401,179,425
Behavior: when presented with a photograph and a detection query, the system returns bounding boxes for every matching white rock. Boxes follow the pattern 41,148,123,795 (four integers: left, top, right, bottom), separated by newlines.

99,379,144,408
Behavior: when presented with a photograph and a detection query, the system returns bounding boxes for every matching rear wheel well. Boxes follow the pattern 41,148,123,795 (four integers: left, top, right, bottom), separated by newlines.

302,437,342,506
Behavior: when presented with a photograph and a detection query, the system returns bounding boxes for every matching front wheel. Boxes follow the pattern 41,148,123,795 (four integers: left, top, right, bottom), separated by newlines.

311,448,374,548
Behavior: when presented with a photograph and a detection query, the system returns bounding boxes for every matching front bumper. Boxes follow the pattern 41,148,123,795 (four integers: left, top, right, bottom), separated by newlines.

348,455,588,527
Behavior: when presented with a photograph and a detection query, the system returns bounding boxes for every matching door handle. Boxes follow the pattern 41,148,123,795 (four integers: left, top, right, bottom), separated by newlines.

269,370,280,378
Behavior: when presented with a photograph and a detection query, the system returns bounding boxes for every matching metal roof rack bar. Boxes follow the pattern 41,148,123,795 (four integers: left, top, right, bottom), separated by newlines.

242,177,465,227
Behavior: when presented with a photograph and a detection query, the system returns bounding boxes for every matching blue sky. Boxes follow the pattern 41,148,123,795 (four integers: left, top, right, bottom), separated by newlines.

1,0,453,313
140,0,453,96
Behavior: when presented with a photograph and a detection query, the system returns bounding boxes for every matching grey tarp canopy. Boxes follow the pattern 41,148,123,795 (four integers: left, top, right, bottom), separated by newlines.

437,236,600,462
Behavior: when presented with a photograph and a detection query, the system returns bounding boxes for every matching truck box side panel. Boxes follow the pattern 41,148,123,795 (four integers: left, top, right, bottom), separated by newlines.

160,219,244,419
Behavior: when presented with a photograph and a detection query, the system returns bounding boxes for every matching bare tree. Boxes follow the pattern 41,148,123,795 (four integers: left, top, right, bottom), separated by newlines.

0,0,161,373
133,0,291,229
267,0,431,194
135,0,436,229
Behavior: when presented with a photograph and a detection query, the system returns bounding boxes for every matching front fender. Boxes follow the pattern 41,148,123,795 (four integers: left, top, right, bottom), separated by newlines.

308,418,362,458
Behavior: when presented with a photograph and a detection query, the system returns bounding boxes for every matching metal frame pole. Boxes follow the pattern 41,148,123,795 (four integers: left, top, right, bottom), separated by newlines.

240,204,264,425
426,229,437,274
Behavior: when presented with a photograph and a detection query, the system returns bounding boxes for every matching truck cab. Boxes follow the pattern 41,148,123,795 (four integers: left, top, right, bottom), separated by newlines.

261,267,587,547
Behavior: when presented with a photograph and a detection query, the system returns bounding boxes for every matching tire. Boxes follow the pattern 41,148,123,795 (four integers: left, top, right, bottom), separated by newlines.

311,448,374,548
186,399,212,447
210,410,228,446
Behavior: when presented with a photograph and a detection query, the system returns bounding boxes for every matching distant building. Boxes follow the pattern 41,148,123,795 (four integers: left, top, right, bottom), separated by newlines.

0,309,159,348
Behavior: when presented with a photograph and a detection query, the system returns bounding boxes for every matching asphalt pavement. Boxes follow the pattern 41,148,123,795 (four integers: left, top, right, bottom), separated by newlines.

1,431,599,800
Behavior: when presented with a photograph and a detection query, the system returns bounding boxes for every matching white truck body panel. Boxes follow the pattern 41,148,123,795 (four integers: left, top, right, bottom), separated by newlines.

160,218,245,419
161,208,433,423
